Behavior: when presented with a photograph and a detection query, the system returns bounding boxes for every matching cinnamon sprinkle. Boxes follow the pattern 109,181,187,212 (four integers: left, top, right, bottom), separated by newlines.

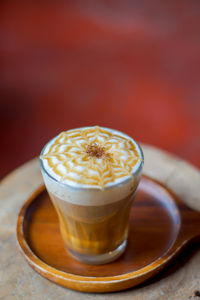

86,143,111,160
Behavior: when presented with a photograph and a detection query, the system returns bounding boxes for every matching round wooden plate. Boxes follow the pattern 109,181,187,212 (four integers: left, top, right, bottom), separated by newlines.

17,176,200,293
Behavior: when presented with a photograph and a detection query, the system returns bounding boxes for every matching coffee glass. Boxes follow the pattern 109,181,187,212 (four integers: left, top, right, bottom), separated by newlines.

40,126,144,264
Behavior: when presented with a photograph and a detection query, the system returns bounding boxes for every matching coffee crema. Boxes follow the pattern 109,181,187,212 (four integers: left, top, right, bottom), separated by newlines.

41,126,142,188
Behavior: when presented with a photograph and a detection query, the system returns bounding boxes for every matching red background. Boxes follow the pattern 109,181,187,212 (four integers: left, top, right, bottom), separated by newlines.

0,0,200,179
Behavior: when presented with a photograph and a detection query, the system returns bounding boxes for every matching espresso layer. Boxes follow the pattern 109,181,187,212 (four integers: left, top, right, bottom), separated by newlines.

49,191,134,255
49,191,135,222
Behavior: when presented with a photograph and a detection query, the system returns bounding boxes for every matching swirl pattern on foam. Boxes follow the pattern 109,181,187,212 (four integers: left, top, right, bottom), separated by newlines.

41,126,142,188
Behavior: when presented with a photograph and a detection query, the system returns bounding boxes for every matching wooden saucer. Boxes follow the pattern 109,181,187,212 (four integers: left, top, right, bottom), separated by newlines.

17,176,200,293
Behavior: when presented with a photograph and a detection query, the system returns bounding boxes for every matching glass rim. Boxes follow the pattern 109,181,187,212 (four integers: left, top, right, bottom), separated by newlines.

39,126,144,191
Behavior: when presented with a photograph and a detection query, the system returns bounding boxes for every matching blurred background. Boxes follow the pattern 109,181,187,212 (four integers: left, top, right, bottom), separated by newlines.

0,0,200,180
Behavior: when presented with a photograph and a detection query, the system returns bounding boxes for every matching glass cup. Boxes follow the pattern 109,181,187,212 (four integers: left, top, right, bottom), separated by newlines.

40,131,144,265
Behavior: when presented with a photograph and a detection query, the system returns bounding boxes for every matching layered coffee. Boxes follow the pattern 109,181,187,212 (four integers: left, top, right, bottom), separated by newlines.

40,126,144,264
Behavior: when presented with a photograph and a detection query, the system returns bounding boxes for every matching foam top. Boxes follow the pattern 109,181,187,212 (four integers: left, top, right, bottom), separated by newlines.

40,126,143,189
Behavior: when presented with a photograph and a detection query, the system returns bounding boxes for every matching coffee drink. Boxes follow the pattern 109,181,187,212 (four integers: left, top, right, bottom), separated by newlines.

40,126,144,264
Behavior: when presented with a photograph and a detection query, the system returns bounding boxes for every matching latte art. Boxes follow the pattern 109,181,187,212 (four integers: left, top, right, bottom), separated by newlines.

41,126,142,188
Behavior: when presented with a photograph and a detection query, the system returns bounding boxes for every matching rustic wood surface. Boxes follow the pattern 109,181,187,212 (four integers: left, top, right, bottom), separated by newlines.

16,177,187,292
1,144,200,299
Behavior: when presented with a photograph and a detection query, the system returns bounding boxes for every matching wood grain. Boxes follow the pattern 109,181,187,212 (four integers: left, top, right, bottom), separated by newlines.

1,145,200,299
16,176,200,292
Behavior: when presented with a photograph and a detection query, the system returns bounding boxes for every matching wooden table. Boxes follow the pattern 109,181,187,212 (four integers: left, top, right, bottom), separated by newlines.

1,144,200,300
